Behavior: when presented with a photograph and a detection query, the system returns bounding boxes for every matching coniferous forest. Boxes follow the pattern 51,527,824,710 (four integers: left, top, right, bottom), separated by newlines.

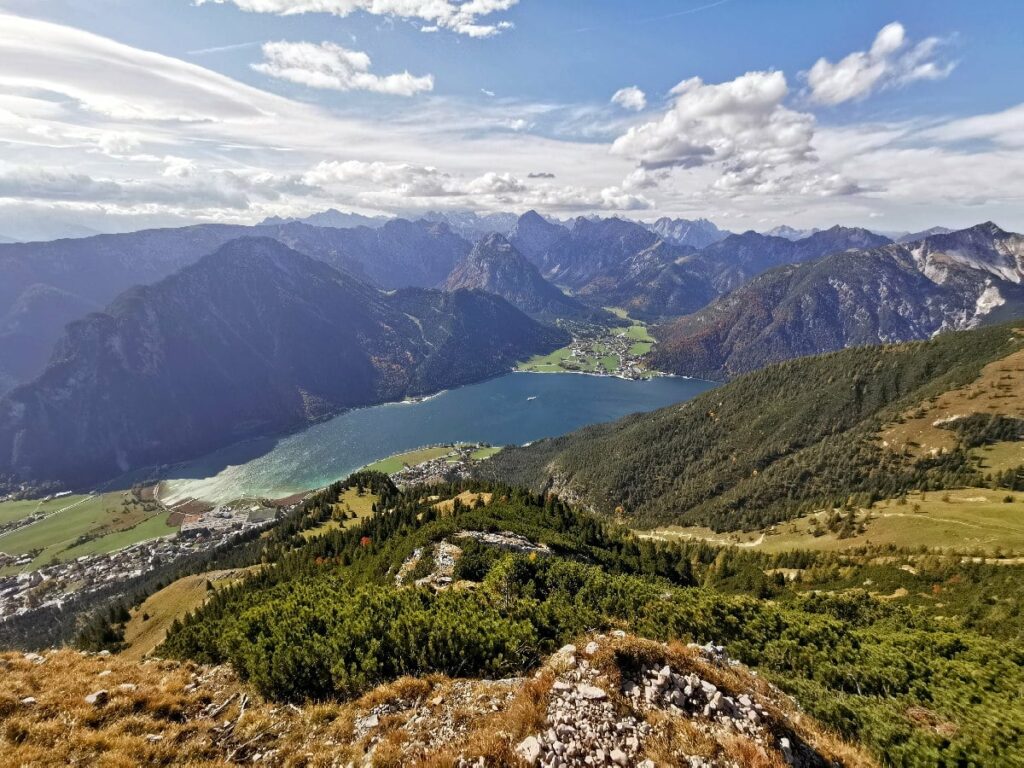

154,474,1024,765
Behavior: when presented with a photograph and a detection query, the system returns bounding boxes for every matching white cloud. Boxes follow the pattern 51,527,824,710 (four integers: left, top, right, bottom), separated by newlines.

610,70,815,179
806,22,955,105
253,41,433,96
303,159,649,211
0,14,282,123
922,103,1024,148
0,12,1022,233
0,164,315,209
621,168,659,191
195,0,519,38
610,86,646,112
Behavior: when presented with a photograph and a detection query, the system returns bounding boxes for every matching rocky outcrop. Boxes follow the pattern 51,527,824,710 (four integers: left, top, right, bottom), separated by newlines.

513,634,846,768
0,635,871,767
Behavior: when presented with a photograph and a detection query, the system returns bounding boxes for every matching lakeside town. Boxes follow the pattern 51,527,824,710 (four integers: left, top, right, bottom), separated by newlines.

518,318,658,380
0,445,503,621
0,498,287,620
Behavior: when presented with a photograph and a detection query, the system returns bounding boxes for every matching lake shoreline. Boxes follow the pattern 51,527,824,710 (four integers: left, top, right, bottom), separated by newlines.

153,372,718,505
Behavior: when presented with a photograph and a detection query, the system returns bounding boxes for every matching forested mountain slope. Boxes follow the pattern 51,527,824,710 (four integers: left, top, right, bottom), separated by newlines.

479,322,1024,530
0,219,472,392
654,223,1024,381
0,238,566,492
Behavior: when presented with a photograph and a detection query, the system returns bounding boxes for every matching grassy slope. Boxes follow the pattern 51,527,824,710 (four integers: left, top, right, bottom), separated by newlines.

647,487,1024,555
880,342,1024,456
974,441,1024,473
300,487,379,540
121,568,255,661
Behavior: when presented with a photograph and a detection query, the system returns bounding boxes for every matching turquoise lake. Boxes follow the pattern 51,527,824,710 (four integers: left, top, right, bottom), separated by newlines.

159,372,716,503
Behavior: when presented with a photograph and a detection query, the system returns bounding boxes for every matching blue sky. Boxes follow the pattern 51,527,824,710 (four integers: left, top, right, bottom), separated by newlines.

0,0,1021,237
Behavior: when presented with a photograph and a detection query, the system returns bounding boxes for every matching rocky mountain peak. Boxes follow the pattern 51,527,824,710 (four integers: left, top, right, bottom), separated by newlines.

911,221,1023,285
647,216,730,248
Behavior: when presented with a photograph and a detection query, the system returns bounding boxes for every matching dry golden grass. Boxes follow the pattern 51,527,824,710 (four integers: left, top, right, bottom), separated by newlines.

432,491,493,514
121,568,256,662
881,345,1024,457
1,635,873,767
0,649,383,767
644,714,723,765
413,670,553,768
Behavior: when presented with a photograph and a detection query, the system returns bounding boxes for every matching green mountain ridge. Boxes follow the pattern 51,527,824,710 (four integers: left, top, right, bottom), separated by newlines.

479,321,1024,530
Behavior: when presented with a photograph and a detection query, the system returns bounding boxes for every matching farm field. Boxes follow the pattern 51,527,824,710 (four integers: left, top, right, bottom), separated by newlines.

363,446,456,474
516,346,572,373
623,324,654,342
0,494,92,527
0,491,178,573
642,488,1024,556
469,445,503,461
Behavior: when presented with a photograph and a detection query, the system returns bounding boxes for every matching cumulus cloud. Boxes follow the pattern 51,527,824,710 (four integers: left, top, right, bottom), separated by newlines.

610,70,815,180
304,160,456,196
253,41,433,96
303,160,649,211
621,168,660,191
195,0,519,38
610,86,646,111
806,22,955,105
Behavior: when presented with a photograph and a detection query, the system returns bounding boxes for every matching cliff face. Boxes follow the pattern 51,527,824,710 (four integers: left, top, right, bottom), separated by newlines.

445,233,609,323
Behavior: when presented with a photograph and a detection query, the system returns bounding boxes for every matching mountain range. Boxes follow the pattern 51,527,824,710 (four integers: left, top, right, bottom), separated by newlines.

510,213,897,321
653,222,1024,380
259,209,389,229
444,233,611,324
645,217,731,248
0,219,472,392
2,207,1021,496
0,238,566,491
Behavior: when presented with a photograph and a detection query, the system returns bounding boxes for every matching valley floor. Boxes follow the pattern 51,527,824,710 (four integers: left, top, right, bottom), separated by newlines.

517,310,660,379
